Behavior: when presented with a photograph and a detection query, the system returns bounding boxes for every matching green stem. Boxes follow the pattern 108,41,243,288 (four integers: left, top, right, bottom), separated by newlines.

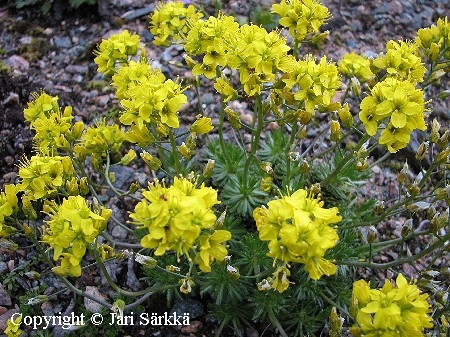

321,134,370,187
284,121,299,189
243,94,264,184
168,129,182,175
337,231,450,268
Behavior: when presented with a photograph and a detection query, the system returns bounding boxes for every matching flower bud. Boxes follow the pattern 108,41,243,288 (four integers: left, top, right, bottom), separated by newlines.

79,177,90,195
436,147,450,164
401,219,413,238
416,142,429,160
349,77,361,96
128,181,140,194
427,206,437,220
186,132,197,149
397,162,409,184
367,226,378,243
329,307,343,337
22,194,37,220
260,176,273,192
66,177,79,196
178,142,191,158
224,107,241,130
135,253,157,269
373,201,385,215
300,159,310,173
72,121,85,139
435,129,449,148
140,150,162,170
298,110,313,125
183,53,197,68
120,149,136,165
330,120,342,141
430,119,441,143
356,158,369,171
338,103,353,127
408,183,420,197
289,151,300,161
27,295,49,306
166,265,181,273
202,159,215,179
226,265,240,279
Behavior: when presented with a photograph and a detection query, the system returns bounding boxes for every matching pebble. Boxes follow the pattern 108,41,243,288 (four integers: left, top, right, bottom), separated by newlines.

0,262,8,275
0,285,11,306
170,298,204,320
180,320,203,334
84,286,107,313
0,309,19,331
53,36,72,49
4,55,29,72
111,224,128,240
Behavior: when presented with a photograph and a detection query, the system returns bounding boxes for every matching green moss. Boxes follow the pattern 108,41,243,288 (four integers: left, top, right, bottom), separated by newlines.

18,37,52,62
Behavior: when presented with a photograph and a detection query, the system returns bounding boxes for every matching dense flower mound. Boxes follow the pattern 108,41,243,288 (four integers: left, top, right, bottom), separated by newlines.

42,196,112,277
253,187,341,285
130,175,231,272
350,273,433,337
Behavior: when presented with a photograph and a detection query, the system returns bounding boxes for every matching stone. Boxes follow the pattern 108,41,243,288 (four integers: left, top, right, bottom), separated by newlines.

170,298,204,320
0,309,19,331
180,320,203,334
111,224,128,240
108,165,135,190
84,286,107,313
0,285,11,306
4,55,29,72
0,262,8,275
53,36,72,49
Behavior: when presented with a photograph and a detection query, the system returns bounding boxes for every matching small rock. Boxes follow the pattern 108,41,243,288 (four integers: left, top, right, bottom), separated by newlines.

0,307,7,316
19,36,32,44
0,285,11,306
111,225,128,240
108,165,135,190
65,65,88,74
53,36,72,49
200,92,215,105
7,260,14,271
0,309,19,331
180,320,203,334
96,94,110,106
5,55,29,72
371,165,381,175
246,327,259,337
2,172,17,181
84,286,107,313
170,298,204,320
0,262,8,275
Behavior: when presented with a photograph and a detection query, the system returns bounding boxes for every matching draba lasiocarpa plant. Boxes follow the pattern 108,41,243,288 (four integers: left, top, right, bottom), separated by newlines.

1,1,450,336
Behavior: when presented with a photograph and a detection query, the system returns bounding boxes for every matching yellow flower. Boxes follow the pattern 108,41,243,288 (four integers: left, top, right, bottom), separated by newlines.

52,253,82,277
270,265,292,293
351,274,433,336
214,77,238,102
190,115,214,134
196,230,232,272
24,91,58,123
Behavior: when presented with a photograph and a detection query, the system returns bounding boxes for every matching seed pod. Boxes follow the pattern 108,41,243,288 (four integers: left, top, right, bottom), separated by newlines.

202,159,215,179
415,142,429,160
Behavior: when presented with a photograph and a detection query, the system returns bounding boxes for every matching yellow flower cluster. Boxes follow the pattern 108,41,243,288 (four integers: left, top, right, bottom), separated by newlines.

112,59,187,130
18,154,75,200
185,14,239,79
373,40,426,84
253,188,341,282
74,120,125,167
350,274,433,337
271,0,331,42
42,196,112,277
338,52,374,82
0,184,19,237
283,55,341,113
130,176,231,272
359,78,426,153
225,24,296,96
149,1,203,46
416,17,450,61
23,92,83,151
94,30,140,75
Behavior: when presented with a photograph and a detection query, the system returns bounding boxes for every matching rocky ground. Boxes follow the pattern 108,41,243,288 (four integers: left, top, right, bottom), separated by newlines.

0,0,449,336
